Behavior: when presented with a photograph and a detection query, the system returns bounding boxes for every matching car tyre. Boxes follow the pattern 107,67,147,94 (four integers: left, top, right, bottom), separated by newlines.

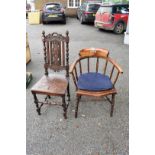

42,20,47,24
62,19,66,24
114,22,124,34
80,15,84,24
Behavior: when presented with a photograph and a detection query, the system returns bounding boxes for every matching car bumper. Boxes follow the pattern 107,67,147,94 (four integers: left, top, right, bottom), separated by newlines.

85,15,95,23
42,14,65,22
94,20,114,30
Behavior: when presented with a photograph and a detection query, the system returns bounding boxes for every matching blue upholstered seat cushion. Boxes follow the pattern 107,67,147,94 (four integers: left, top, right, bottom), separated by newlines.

77,72,113,91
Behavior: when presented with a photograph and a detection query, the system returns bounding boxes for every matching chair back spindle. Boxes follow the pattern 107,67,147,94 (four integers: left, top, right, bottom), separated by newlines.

110,65,115,79
74,67,78,81
79,61,82,75
96,58,99,73
103,59,108,75
113,71,120,85
87,58,90,72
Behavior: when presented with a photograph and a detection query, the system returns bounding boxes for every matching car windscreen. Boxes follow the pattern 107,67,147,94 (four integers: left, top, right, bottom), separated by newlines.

87,4,100,12
97,6,112,14
45,4,61,11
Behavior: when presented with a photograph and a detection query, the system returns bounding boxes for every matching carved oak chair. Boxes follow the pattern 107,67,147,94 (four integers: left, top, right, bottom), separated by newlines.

31,31,70,119
69,48,123,118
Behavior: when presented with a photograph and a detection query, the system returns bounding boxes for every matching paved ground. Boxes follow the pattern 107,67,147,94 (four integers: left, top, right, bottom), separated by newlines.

26,18,129,155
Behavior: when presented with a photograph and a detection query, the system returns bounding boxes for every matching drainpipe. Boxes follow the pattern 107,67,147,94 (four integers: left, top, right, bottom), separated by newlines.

124,18,129,45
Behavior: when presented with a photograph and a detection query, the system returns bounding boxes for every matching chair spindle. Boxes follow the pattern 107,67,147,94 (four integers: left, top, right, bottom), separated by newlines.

96,58,99,72
110,65,115,79
62,41,65,66
88,58,90,72
79,61,82,75
113,71,120,85
71,72,78,89
104,59,108,75
74,67,78,81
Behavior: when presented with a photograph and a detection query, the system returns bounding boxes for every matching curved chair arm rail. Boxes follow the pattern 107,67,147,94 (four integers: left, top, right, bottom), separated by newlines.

69,56,123,88
69,58,80,73
70,56,123,74
107,57,123,74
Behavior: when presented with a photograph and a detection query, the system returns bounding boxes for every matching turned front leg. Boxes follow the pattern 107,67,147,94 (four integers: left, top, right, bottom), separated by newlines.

32,93,41,115
110,94,115,117
62,95,67,119
75,95,81,118
67,84,70,101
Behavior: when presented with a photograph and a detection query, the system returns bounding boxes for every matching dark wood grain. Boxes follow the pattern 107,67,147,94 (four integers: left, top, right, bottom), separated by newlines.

31,31,70,119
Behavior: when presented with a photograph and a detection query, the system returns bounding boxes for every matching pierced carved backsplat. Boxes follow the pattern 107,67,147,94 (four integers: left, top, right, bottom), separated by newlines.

42,31,69,73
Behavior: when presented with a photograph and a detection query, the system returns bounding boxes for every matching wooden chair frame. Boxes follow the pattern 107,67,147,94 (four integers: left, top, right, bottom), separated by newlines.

31,31,70,119
69,48,123,118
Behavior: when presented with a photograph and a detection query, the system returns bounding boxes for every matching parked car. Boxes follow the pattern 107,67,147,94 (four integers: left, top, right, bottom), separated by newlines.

42,2,66,24
94,3,129,34
77,2,101,24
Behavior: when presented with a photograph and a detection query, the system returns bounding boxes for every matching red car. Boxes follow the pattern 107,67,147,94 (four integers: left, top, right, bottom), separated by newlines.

95,3,129,34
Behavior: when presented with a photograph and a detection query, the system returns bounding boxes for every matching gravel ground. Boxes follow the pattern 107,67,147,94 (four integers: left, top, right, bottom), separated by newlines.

26,17,129,155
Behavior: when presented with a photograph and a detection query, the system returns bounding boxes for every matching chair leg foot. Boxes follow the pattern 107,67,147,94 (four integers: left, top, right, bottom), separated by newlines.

75,95,81,118
37,108,41,115
110,94,115,117
32,93,41,115
62,96,67,119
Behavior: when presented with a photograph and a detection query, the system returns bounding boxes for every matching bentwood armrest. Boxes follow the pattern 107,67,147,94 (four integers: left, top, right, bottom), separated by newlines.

69,59,79,73
108,57,123,74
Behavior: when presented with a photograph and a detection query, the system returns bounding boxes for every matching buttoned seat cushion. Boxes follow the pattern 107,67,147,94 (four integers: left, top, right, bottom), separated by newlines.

77,72,113,91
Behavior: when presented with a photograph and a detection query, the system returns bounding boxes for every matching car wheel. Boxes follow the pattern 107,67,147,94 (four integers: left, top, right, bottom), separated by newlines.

42,20,47,24
63,19,66,24
114,22,124,34
80,15,84,24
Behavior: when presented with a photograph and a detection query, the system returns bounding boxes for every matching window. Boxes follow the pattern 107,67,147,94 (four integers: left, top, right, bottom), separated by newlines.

87,4,100,12
98,6,112,14
68,0,81,8
46,4,61,11
113,5,129,14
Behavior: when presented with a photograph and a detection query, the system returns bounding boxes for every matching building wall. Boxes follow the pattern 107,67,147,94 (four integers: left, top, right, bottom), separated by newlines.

35,0,84,17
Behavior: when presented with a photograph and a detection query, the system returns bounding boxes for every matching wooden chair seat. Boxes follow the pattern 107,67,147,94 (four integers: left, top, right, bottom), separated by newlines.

76,88,117,97
31,74,68,96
